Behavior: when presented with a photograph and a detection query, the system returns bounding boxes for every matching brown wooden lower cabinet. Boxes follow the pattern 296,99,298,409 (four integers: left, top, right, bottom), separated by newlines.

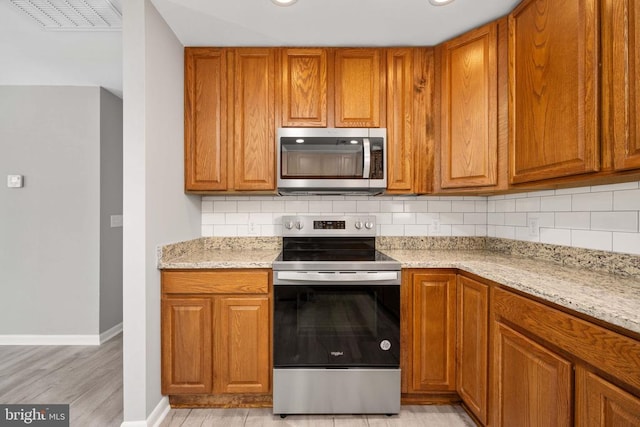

575,366,640,427
492,320,572,427
456,275,489,425
161,270,271,400
403,270,457,395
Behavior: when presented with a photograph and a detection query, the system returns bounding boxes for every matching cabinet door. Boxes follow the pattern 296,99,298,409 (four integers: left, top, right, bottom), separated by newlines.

576,366,640,427
161,297,212,394
386,48,414,192
410,272,457,392
215,296,270,394
457,276,489,425
281,48,328,127
603,0,640,171
184,48,229,191
439,22,499,189
233,48,276,190
492,321,572,427
334,49,383,127
509,0,599,184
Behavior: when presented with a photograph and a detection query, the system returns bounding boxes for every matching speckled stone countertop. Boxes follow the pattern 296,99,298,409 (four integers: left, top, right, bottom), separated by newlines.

158,237,281,269
158,236,640,335
383,249,640,335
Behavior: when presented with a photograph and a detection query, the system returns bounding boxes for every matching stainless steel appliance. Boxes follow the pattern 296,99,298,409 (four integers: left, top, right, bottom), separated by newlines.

272,215,401,416
276,128,387,195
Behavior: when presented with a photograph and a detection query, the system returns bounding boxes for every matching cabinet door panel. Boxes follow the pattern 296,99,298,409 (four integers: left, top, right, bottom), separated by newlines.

234,49,276,190
216,296,270,393
281,48,328,127
457,276,489,425
386,48,414,192
441,23,498,188
604,0,640,171
184,48,228,191
334,49,383,127
576,366,640,427
509,0,599,183
411,272,457,392
493,321,572,427
162,298,212,394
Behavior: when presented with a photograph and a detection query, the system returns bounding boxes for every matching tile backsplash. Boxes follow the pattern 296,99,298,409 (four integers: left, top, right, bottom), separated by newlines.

201,180,640,256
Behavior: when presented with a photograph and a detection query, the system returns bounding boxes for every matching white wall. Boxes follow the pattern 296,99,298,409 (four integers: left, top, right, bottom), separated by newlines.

201,180,640,256
0,86,101,337
100,88,124,334
122,0,201,423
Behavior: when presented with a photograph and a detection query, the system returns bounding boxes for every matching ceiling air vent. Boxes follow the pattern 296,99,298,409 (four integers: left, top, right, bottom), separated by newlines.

10,0,122,30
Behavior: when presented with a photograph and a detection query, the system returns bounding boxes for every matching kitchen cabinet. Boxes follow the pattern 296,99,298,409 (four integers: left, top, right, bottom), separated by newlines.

576,366,640,426
491,286,640,427
184,48,276,193
508,0,599,184
602,0,640,172
435,19,508,192
492,319,572,427
334,48,384,128
280,48,328,127
162,297,213,394
404,270,457,393
184,48,229,192
386,48,414,193
456,275,489,425
161,270,271,399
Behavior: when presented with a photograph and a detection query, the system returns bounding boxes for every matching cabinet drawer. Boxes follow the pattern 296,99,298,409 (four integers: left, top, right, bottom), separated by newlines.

162,270,270,294
492,287,640,394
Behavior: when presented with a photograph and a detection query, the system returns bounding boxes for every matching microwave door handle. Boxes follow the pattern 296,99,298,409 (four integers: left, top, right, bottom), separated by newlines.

363,138,371,179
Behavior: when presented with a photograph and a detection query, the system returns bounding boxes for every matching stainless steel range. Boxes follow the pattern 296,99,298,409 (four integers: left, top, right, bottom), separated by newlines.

272,215,401,416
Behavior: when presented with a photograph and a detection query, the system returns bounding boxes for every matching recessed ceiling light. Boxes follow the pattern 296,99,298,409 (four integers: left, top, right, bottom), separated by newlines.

271,0,298,6
428,0,455,5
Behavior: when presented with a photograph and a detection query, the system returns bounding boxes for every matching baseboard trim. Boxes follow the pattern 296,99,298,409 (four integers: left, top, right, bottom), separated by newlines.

119,397,169,427
100,322,123,344
0,334,100,345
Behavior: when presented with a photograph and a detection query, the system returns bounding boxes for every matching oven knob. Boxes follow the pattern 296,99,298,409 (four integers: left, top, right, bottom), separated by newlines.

284,221,294,230
295,221,304,230
380,340,391,351
365,221,374,230
354,221,363,230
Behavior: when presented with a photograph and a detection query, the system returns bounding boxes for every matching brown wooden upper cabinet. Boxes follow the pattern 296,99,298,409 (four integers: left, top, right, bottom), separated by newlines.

184,47,276,193
508,0,600,184
280,48,328,127
602,0,640,172
280,48,384,128
436,19,508,192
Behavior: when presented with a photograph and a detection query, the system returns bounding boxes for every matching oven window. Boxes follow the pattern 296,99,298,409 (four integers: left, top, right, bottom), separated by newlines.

273,284,400,368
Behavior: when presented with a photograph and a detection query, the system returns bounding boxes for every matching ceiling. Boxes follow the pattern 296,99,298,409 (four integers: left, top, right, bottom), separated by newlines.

0,0,522,99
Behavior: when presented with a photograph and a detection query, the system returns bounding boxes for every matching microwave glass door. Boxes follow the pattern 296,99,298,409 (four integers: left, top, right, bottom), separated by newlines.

280,137,385,180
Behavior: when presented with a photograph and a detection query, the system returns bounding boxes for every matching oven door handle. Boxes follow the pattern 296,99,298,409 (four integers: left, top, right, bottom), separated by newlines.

276,271,399,282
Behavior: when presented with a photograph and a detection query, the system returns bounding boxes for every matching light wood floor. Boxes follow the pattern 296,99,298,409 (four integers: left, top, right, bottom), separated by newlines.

0,334,123,426
0,337,475,426
161,405,476,426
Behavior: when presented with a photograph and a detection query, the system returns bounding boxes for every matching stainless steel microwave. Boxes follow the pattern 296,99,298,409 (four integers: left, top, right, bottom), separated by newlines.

276,128,387,195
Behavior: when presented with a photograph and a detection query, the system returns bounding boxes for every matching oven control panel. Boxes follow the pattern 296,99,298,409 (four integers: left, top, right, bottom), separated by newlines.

282,215,376,236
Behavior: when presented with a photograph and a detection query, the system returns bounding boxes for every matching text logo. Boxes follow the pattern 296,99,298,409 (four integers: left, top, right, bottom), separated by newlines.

0,405,69,426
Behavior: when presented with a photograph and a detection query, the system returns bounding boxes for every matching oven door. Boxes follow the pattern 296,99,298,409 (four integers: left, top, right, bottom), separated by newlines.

273,274,400,368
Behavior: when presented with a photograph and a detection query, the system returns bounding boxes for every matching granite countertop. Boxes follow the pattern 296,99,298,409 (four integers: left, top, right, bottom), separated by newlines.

383,249,640,335
158,237,640,336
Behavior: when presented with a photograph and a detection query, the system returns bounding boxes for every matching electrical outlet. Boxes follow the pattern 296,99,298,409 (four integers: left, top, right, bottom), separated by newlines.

247,221,259,236
431,219,441,234
110,215,123,228
528,217,539,237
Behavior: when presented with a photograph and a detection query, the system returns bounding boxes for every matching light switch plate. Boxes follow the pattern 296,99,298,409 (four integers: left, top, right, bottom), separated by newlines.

7,174,24,188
